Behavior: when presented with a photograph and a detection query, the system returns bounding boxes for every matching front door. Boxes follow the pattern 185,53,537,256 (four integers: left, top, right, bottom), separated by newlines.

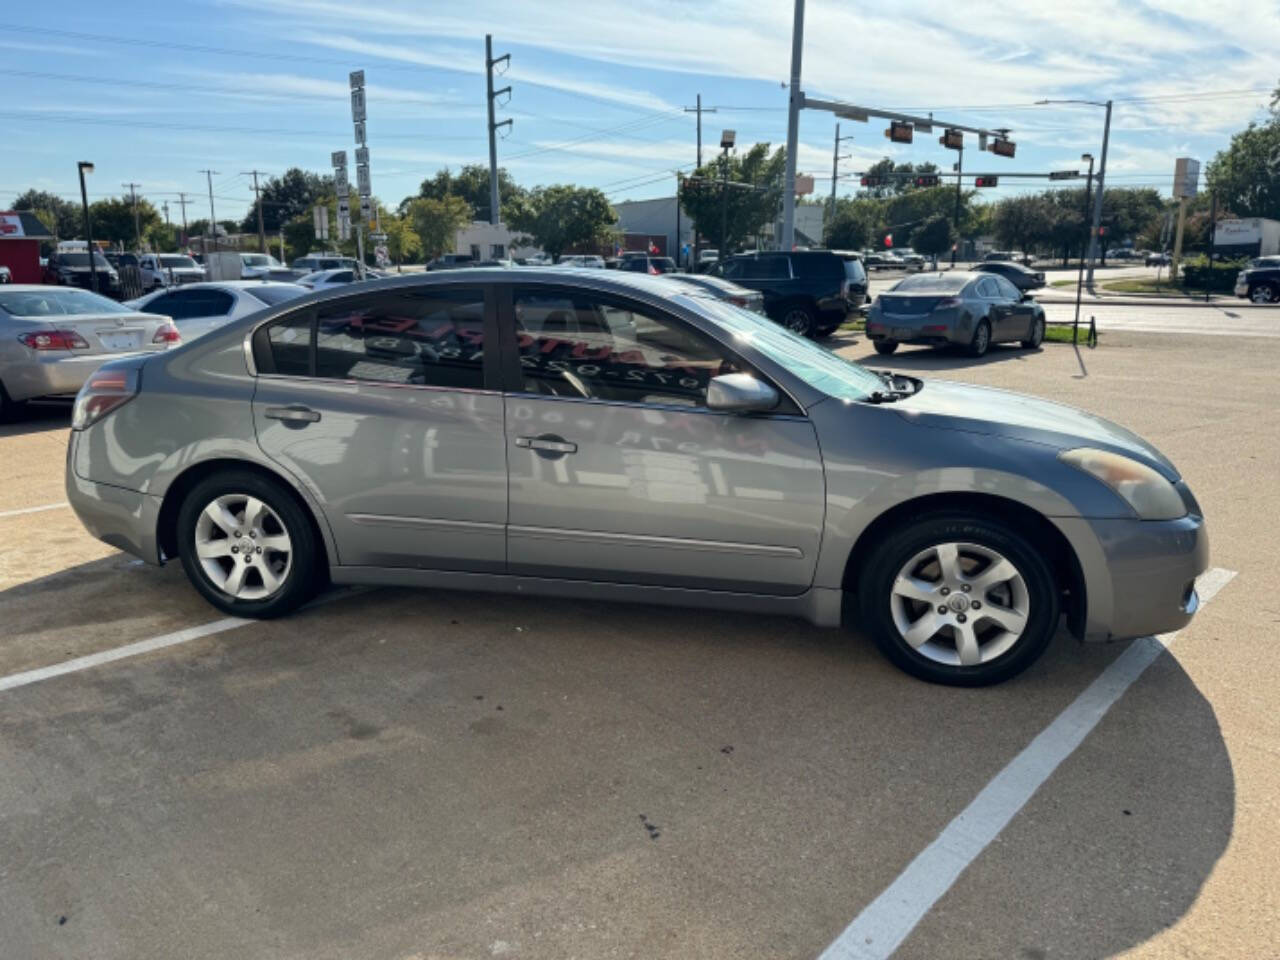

499,285,825,595
251,284,507,571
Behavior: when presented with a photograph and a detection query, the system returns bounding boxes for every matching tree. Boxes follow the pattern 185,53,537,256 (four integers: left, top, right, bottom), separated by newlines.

506,185,618,259
11,189,80,244
404,164,524,222
407,195,473,260
910,215,955,258
379,209,421,270
680,143,786,254
89,194,162,249
824,197,876,249
240,168,333,233
145,220,176,252
1097,187,1163,262
992,194,1055,255
1204,95,1280,219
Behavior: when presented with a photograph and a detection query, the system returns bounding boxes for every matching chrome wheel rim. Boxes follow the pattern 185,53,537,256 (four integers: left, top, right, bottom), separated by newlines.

1250,286,1275,304
194,493,292,600
974,323,990,352
889,541,1030,667
784,309,810,333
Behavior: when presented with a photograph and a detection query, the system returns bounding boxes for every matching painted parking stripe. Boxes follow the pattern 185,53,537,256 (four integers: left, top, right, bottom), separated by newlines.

819,566,1237,960
0,587,371,694
0,501,69,519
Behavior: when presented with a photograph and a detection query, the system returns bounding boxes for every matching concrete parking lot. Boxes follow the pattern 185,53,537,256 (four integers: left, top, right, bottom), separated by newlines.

1,330,1276,959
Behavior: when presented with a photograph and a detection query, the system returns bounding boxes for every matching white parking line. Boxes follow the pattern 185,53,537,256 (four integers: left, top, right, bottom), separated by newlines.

0,501,69,519
818,566,1237,960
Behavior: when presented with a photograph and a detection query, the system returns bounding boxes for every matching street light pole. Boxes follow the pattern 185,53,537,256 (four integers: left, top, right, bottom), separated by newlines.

1074,153,1095,329
720,144,731,256
77,161,97,293
781,0,805,250
1037,98,1111,286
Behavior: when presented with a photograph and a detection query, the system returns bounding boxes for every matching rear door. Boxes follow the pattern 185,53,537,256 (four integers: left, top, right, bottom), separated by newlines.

251,283,507,571
497,284,825,594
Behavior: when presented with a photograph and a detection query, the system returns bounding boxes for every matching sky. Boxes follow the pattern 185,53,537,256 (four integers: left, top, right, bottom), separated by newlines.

3,0,1278,225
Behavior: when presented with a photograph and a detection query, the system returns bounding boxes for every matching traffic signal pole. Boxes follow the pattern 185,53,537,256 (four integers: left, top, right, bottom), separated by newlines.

951,146,963,266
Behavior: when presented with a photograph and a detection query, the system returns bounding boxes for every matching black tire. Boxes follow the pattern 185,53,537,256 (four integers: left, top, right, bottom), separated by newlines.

968,318,992,357
777,302,816,337
873,340,899,355
855,512,1060,686
176,469,321,618
1021,314,1045,349
0,381,21,424
1249,283,1278,304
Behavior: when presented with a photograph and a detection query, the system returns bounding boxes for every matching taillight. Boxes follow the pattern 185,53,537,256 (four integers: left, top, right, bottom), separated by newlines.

19,329,89,350
71,366,140,430
728,296,748,307
936,297,963,308
152,322,181,345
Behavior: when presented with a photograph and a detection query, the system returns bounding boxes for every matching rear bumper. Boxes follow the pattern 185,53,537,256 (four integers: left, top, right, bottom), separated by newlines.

65,434,162,564
1,352,145,403
1054,510,1209,642
866,313,968,345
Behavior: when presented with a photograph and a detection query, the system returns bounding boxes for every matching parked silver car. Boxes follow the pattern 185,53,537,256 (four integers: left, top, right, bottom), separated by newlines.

1,286,179,419
867,271,1047,356
66,270,1207,686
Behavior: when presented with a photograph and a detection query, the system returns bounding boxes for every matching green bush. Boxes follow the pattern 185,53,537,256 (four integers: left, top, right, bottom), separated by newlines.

1181,256,1247,293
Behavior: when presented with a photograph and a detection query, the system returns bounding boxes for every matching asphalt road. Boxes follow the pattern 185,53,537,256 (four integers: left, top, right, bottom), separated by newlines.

0,332,1275,959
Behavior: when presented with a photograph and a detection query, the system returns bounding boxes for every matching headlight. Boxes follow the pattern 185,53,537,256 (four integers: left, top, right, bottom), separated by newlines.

1059,447,1185,520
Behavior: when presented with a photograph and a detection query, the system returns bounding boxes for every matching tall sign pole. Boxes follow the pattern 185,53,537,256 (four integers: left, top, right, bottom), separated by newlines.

485,36,512,226
349,69,372,277
781,0,806,251
1085,99,1112,285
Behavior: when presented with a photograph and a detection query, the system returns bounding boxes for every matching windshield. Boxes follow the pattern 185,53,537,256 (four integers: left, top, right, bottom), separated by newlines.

59,252,110,268
894,273,970,293
245,284,307,306
159,255,197,269
0,288,133,316
241,254,278,267
694,298,884,402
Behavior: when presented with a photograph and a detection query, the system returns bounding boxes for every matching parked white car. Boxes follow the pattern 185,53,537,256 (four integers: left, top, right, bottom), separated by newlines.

239,252,286,279
138,253,205,291
557,255,605,268
296,268,364,290
125,281,308,341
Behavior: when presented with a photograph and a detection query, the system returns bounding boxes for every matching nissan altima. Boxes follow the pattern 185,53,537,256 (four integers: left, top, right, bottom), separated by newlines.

66,270,1207,686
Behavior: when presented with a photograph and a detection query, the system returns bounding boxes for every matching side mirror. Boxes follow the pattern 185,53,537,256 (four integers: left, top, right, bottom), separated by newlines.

706,373,779,414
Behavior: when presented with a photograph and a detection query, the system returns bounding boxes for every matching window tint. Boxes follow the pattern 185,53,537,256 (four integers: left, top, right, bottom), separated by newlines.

158,290,235,318
842,258,866,283
895,273,968,293
244,284,306,307
513,290,744,407
329,271,354,283
993,276,1021,299
265,311,313,376
742,256,789,280
314,288,486,389
716,259,742,279
976,278,1000,298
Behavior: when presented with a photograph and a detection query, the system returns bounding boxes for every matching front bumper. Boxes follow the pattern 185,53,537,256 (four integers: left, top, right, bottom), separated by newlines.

1234,281,1249,297
65,434,162,564
1055,506,1209,642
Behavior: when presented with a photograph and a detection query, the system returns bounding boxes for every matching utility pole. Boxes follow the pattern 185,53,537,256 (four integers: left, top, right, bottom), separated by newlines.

243,170,269,252
199,170,219,257
123,182,141,250
951,147,963,266
781,0,806,250
1074,153,1095,328
828,123,854,226
162,200,172,251
485,35,512,226
684,95,717,263
175,193,192,252
720,141,732,257
1086,99,1112,285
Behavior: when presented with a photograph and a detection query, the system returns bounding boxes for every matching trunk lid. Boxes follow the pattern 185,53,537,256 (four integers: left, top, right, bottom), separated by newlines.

54,311,173,356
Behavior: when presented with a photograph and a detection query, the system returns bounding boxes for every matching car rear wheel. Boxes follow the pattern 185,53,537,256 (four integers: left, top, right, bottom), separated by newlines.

176,470,320,618
855,513,1059,686
779,303,816,337
968,319,992,357
1021,316,1045,349
873,340,899,355
1249,284,1278,304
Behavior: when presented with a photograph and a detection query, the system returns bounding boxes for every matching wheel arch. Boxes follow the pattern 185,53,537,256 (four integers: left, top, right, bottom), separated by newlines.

156,457,335,572
839,491,1088,639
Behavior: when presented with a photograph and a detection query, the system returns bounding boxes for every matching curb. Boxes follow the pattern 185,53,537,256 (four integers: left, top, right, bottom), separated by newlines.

1038,295,1275,310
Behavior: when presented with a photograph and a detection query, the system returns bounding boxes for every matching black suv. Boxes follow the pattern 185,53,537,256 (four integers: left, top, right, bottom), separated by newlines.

708,250,866,337
1234,257,1280,303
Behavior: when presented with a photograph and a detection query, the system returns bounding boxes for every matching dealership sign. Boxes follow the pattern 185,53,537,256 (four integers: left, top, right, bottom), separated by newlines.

0,214,26,237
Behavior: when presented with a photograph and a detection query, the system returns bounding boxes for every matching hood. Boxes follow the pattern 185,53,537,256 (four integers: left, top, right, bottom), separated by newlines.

891,379,1179,478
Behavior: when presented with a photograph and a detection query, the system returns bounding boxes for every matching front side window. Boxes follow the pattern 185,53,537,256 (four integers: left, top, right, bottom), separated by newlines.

314,288,486,389
994,276,1021,299
513,290,744,407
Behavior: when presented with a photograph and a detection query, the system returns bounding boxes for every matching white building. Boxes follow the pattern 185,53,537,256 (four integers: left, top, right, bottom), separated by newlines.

451,221,541,261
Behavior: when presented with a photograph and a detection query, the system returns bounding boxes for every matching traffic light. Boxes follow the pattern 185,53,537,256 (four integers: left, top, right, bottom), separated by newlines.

860,175,886,187
939,128,963,150
885,121,913,144
914,175,940,188
974,176,999,188
990,138,1016,158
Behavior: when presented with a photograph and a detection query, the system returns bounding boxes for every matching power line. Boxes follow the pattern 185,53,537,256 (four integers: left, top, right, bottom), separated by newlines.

0,110,482,140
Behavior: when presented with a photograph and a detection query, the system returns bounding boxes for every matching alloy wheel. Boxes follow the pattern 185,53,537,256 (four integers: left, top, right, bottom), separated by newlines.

783,309,812,335
1250,285,1277,304
193,493,293,600
889,541,1030,667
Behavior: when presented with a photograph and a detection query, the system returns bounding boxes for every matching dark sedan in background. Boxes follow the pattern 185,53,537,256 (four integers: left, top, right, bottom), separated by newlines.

662,274,765,313
973,260,1046,291
867,271,1046,356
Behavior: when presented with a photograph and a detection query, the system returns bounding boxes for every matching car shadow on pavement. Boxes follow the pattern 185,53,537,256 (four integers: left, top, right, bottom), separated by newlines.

0,401,71,439
845,341,1047,372
0,577,1235,960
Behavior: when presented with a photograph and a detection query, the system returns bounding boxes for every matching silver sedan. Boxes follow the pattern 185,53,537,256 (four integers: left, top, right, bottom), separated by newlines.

867,271,1047,357
66,270,1207,686
0,285,179,420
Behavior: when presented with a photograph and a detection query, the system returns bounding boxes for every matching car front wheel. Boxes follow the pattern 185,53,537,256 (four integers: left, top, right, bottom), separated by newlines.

176,470,320,618
1249,284,1278,304
856,513,1060,686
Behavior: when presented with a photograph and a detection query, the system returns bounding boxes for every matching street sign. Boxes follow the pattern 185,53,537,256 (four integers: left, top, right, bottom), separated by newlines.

1173,157,1200,198
355,146,369,166
974,176,999,187
886,121,913,144
369,232,388,243
1048,170,1080,180
350,87,366,123
356,164,371,196
940,128,963,150
349,70,364,90
990,138,1016,158
335,176,349,198
330,150,347,168
313,204,329,240
374,245,390,267
359,196,372,222
353,120,367,145
914,175,940,188
795,174,815,195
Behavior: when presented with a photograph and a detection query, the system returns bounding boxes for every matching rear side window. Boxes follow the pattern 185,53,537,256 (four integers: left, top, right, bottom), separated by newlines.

749,256,790,280
265,311,312,376
313,288,486,389
842,258,866,283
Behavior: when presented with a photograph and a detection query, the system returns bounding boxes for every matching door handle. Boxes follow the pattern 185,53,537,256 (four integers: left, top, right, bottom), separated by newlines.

515,434,578,458
264,405,321,426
